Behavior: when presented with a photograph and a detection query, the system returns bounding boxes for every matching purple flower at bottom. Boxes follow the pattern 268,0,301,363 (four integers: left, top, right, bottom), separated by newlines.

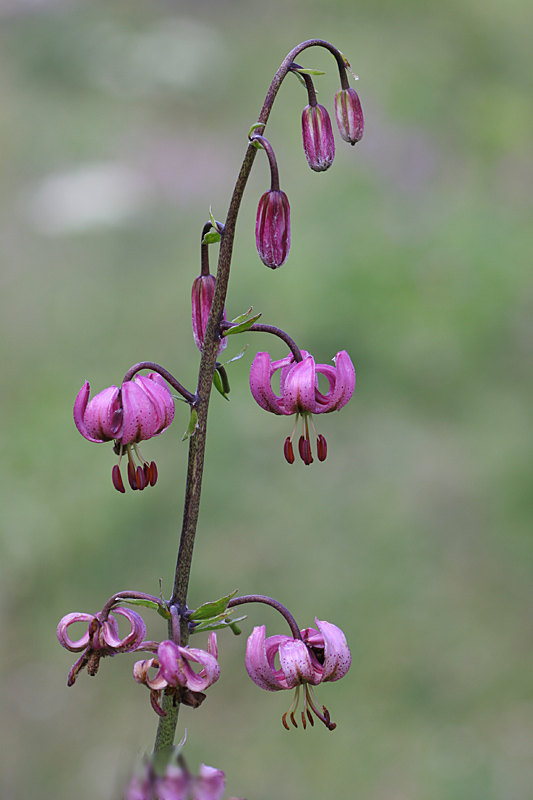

125,762,245,800
245,619,351,731
255,189,291,269
249,349,355,464
57,607,148,686
74,372,175,492
133,634,220,716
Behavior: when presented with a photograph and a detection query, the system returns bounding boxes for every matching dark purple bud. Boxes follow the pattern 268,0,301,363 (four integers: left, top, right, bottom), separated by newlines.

191,274,227,354
255,190,291,269
334,87,364,145
301,103,335,172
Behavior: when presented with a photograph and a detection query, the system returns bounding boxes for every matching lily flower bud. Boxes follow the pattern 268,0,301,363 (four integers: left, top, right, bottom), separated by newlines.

301,103,335,172
191,274,227,354
334,87,364,145
255,189,291,269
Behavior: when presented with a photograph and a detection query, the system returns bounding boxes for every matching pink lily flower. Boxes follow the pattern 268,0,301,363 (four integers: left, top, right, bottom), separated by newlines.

249,349,355,464
245,619,351,731
57,607,148,686
74,372,175,492
133,634,220,716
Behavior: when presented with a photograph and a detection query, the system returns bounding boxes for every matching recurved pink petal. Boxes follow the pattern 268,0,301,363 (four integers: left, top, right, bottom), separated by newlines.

56,612,95,651
281,356,317,414
101,608,147,650
249,353,286,415
179,645,221,692
315,618,351,682
135,374,175,435
315,350,355,413
157,639,187,687
74,383,122,442
120,380,158,443
278,638,320,688
245,626,287,691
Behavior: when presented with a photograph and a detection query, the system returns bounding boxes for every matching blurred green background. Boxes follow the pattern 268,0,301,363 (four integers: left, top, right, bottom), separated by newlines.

1,0,532,798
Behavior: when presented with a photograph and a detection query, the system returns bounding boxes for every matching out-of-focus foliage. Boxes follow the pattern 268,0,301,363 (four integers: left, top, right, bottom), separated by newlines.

1,1,532,798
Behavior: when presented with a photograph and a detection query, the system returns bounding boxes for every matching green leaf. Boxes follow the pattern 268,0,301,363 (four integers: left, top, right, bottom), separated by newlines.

293,70,307,87
202,231,221,245
191,615,247,634
231,307,254,325
248,122,265,139
188,589,238,621
225,344,248,364
182,408,199,441
223,312,262,336
123,598,160,612
212,369,230,401
293,67,326,76
209,206,218,230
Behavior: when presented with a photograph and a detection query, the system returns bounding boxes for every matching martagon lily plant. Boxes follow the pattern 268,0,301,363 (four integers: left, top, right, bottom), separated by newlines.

58,39,364,798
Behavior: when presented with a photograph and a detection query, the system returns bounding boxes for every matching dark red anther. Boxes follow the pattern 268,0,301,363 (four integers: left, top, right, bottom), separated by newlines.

148,461,158,486
299,436,313,465
290,711,298,729
306,707,314,726
111,464,126,493
127,462,138,490
283,437,295,464
316,434,327,462
301,710,308,730
136,466,146,490
282,712,290,731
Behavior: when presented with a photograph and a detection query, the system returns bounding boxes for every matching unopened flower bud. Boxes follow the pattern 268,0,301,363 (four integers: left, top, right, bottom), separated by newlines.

255,190,291,269
191,274,227,354
334,87,364,145
301,103,335,172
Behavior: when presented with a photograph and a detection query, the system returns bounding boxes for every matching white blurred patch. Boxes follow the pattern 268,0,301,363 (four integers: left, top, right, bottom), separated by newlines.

25,163,151,234
86,18,229,96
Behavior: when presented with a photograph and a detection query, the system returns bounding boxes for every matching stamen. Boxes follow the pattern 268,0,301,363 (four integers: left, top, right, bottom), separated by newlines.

148,461,158,486
305,685,337,731
136,466,146,490
316,434,327,461
112,464,126,493
301,710,307,730
127,462,138,490
282,712,290,731
284,437,295,464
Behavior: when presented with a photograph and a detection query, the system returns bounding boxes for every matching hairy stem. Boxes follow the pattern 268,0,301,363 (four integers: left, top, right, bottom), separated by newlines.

153,37,350,753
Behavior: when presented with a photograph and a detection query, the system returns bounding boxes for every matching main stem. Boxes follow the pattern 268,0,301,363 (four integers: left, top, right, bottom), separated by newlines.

153,39,350,752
